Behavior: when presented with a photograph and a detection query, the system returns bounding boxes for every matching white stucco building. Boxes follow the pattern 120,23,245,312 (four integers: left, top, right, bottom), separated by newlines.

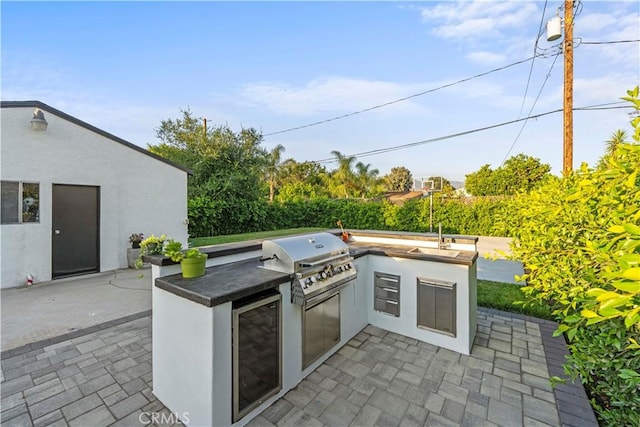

1,101,189,289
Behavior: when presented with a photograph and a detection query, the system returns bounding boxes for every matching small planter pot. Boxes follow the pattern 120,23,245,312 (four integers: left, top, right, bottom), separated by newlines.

127,248,141,269
181,257,206,278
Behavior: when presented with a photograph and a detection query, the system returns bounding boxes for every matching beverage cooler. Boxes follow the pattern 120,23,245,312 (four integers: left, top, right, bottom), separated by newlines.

232,290,282,423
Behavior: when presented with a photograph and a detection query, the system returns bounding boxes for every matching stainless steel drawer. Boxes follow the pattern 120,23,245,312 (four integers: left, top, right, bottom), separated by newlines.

374,285,399,301
373,272,401,317
374,297,399,316
374,272,400,290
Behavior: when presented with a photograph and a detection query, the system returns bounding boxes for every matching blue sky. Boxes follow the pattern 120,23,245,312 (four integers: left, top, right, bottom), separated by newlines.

2,1,639,181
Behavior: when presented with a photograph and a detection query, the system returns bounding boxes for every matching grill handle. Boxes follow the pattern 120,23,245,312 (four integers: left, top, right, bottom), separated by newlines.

259,254,278,262
299,253,351,268
304,285,343,308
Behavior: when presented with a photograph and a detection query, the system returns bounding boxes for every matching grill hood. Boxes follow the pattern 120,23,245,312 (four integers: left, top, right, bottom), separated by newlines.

262,232,349,273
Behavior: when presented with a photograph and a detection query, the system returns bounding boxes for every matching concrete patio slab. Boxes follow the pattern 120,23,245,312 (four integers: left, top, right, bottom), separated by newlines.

1,269,151,351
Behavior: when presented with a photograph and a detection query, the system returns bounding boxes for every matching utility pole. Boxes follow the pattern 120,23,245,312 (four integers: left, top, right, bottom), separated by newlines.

563,0,574,175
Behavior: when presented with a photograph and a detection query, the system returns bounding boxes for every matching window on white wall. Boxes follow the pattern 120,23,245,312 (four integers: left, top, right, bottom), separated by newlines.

1,181,40,224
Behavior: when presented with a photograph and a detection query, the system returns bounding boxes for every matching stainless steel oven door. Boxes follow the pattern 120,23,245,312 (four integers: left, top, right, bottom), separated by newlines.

232,292,282,423
302,289,340,369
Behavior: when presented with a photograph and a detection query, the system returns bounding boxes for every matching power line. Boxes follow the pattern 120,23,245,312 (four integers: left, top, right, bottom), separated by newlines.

501,51,560,164
312,103,632,165
574,105,629,111
518,0,548,119
507,0,551,165
574,101,625,108
314,109,562,164
581,39,640,45
263,56,539,137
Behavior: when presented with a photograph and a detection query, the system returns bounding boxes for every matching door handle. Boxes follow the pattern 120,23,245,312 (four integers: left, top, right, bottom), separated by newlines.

54,229,61,235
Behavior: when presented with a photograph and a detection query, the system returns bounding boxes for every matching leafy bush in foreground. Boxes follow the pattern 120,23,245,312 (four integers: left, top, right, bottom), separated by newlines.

496,88,640,425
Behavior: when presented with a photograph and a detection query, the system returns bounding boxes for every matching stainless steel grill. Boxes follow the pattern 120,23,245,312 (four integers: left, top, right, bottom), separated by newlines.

261,232,357,306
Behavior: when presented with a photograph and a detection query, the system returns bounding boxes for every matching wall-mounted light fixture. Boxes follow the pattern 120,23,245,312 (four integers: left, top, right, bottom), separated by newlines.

30,108,48,131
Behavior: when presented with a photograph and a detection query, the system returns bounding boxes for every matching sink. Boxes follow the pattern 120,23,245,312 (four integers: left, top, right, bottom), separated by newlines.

407,247,460,258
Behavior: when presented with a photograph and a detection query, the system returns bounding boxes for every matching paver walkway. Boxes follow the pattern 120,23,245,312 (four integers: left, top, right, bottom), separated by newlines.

251,310,597,427
0,313,174,427
1,309,597,427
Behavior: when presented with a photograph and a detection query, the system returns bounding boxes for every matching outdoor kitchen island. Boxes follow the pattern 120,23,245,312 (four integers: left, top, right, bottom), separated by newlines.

150,230,478,427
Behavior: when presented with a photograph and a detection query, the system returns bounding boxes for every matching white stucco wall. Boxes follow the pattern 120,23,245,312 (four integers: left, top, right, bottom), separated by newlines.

367,255,476,354
0,105,188,288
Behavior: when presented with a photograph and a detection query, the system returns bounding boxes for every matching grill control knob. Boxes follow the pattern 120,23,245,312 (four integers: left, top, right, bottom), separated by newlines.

310,276,317,283
320,272,327,280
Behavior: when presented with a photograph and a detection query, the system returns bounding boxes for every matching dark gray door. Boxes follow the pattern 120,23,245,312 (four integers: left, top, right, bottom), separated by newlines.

52,184,100,278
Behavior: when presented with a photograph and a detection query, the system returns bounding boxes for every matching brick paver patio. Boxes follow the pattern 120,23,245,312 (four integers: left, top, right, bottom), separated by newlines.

1,309,597,426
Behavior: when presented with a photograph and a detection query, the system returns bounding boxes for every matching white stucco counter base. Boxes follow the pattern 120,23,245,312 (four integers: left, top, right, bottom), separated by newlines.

151,230,477,426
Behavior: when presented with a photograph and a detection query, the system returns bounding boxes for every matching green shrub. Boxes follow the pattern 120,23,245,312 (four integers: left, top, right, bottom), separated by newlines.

568,322,640,425
187,196,510,238
495,88,640,425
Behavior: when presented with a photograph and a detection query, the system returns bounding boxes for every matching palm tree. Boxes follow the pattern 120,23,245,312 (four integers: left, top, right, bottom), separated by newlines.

605,129,628,157
267,144,285,202
354,161,379,198
598,130,628,168
330,150,357,198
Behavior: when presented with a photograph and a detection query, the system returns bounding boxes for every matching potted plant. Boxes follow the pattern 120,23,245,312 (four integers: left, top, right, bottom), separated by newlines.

127,233,144,268
129,233,144,249
163,239,207,278
135,234,167,268
337,220,350,242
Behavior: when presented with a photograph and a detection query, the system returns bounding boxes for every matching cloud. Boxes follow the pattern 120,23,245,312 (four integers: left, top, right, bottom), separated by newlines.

574,73,639,105
239,77,428,117
466,51,508,65
420,1,539,42
418,1,543,66
577,12,617,34
577,10,640,66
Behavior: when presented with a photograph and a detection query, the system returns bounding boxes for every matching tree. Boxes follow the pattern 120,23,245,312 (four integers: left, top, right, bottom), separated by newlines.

149,109,268,202
267,144,285,202
501,154,551,194
598,129,629,168
464,154,551,196
426,176,455,196
464,165,497,196
276,159,328,202
328,150,357,198
384,167,413,191
605,129,629,157
354,161,380,199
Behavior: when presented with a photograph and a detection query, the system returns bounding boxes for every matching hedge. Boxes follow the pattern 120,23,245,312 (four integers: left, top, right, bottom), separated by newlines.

187,196,510,238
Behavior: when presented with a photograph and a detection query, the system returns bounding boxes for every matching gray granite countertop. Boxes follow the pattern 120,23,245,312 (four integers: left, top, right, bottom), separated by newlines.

154,231,478,308
155,257,291,307
348,242,478,265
